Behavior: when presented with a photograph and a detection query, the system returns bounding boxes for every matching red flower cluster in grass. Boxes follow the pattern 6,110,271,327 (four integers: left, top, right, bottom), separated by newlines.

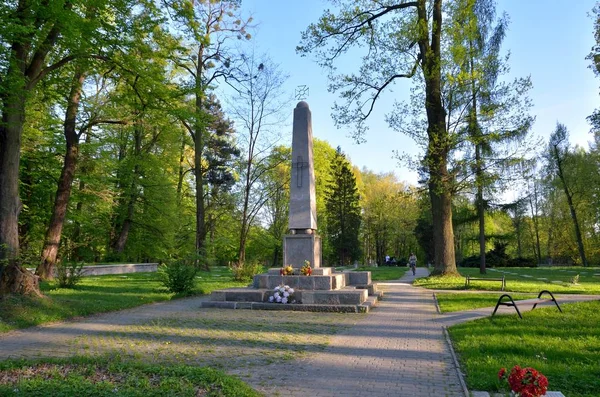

498,365,548,397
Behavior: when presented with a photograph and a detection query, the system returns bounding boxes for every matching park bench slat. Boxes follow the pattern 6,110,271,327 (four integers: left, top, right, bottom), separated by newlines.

465,275,506,291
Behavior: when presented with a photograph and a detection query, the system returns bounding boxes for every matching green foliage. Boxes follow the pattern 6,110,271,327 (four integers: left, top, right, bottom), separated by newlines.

449,301,600,396
55,262,85,288
325,148,362,265
230,261,264,282
0,357,260,397
158,262,198,294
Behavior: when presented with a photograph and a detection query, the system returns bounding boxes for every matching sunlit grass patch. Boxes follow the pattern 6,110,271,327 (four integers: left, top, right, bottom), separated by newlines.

449,300,600,397
0,356,259,397
435,292,537,312
0,270,248,334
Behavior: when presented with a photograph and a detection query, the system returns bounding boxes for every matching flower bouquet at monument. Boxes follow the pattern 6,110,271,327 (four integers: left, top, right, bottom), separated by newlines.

498,365,548,397
280,265,294,276
300,260,312,276
268,285,295,304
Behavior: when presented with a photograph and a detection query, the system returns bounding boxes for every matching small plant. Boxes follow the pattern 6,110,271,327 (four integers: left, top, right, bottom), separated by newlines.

268,285,295,303
158,261,198,293
280,265,294,276
498,365,548,397
56,262,85,288
300,260,312,276
230,261,264,282
570,274,580,285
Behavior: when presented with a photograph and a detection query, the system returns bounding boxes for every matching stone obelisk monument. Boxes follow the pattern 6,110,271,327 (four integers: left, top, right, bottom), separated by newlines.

284,101,321,268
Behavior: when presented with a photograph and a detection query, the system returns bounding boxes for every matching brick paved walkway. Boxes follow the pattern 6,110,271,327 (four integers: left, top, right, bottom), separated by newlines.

2,268,598,396
231,267,466,396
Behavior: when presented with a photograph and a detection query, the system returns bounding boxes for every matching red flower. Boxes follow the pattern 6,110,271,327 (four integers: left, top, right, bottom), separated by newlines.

498,368,506,380
500,365,548,397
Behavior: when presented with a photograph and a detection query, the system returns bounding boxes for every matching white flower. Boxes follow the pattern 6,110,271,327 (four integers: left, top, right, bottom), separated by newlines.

269,296,274,302
274,292,280,298
274,286,280,292
276,296,282,302
283,291,289,297
288,288,295,294
282,297,288,304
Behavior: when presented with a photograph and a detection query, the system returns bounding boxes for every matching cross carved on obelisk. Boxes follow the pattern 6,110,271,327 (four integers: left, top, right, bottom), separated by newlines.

293,156,309,187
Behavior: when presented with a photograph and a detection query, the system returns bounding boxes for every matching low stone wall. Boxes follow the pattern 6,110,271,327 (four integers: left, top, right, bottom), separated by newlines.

81,263,158,276
27,263,159,277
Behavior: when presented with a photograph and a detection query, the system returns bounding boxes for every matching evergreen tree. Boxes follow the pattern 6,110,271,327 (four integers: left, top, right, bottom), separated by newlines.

325,148,362,266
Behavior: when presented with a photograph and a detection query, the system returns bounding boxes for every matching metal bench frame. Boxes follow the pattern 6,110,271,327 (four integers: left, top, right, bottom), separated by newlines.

492,290,562,319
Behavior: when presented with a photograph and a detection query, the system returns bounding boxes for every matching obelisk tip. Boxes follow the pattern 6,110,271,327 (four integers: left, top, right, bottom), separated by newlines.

296,101,309,109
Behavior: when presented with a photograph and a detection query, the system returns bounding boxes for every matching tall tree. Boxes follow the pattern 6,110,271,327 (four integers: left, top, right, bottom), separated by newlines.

0,0,139,295
547,123,588,267
325,148,362,266
448,0,533,274
167,0,251,262
298,0,457,275
227,53,288,268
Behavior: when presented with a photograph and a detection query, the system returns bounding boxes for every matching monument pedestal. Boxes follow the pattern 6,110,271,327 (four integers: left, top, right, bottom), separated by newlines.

283,233,321,268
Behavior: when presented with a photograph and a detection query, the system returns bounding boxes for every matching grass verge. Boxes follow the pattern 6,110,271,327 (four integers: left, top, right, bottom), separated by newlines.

414,266,600,294
0,268,248,333
0,356,259,396
435,292,537,312
355,266,407,281
449,300,600,397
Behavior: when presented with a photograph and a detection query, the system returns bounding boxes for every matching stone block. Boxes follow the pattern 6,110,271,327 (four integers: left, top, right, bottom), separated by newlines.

225,290,264,302
313,276,333,290
281,275,299,288
297,276,315,290
253,274,269,289
348,271,371,285
284,233,321,268
332,274,346,290
200,301,237,309
267,276,284,289
210,291,226,301
302,290,367,305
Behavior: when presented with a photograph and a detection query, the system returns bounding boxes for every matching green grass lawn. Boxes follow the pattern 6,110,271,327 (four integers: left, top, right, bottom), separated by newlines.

435,292,538,312
414,266,600,294
0,267,248,333
449,300,600,397
355,266,408,280
0,356,259,397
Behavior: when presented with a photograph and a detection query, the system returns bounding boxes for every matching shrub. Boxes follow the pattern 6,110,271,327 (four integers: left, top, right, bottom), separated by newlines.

56,262,85,288
158,261,198,293
506,257,537,268
230,261,264,282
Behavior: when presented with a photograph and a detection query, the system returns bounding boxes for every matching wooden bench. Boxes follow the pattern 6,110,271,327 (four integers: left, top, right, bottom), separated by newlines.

465,275,506,291
492,290,562,319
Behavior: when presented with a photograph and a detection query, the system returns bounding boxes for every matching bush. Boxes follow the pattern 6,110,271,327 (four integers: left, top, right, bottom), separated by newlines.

230,261,264,282
506,257,537,268
459,255,481,268
158,261,198,293
56,262,85,288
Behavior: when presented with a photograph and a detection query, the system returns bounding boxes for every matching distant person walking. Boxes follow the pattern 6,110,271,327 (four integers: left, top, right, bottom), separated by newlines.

408,253,417,276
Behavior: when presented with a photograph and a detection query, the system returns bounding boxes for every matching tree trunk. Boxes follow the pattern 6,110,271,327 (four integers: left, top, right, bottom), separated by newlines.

421,0,457,276
38,71,85,280
112,122,142,255
194,47,206,261
0,93,40,296
554,150,588,266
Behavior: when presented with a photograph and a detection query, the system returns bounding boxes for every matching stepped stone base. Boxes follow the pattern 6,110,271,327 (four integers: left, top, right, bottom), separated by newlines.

201,268,381,313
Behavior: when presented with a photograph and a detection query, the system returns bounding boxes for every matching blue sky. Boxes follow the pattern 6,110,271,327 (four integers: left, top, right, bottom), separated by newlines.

234,0,599,186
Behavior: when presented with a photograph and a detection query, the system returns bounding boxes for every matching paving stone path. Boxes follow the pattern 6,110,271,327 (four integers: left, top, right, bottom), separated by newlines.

1,268,599,397
231,267,466,397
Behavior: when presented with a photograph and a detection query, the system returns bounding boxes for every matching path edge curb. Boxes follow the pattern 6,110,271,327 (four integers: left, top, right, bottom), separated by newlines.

443,326,469,397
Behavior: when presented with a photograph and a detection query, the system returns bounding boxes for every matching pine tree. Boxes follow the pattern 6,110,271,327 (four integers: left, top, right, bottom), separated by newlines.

325,148,362,266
